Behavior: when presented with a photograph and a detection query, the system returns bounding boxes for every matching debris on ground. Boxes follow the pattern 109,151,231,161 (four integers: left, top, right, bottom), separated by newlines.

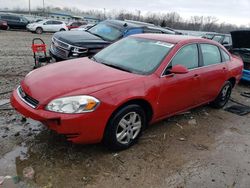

241,92,250,98
23,166,35,180
225,105,250,116
0,99,10,106
176,123,183,129
192,144,209,151
0,176,4,185
179,137,186,141
188,119,197,125
0,176,12,185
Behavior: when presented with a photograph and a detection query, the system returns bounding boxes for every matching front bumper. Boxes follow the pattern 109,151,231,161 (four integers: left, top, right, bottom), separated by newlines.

26,26,36,32
11,88,110,144
241,69,250,82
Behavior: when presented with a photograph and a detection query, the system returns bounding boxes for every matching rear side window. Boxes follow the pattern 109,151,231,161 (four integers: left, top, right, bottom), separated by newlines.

46,21,53,25
212,35,223,42
12,16,20,21
144,28,162,34
201,44,221,66
221,50,230,61
171,44,199,69
223,36,231,44
1,15,12,20
53,21,62,24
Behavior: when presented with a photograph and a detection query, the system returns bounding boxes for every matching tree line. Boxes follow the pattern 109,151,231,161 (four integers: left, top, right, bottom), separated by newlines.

2,6,249,33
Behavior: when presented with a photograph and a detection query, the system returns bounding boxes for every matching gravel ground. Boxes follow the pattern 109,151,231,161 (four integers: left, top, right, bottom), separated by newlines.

0,30,250,188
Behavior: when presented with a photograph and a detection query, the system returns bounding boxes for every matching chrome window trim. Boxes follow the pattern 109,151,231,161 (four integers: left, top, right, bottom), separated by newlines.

161,42,199,77
17,86,36,109
161,42,226,78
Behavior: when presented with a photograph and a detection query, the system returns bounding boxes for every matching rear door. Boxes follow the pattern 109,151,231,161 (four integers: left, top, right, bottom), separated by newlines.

52,21,63,31
157,44,204,117
198,43,228,102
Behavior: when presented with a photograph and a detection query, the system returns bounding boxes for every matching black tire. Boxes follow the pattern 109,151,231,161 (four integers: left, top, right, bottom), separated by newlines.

210,81,232,108
59,28,66,31
103,104,146,150
36,27,43,34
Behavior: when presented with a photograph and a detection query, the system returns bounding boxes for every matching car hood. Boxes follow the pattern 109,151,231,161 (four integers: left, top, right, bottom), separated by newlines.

231,30,250,49
53,31,111,47
21,58,139,105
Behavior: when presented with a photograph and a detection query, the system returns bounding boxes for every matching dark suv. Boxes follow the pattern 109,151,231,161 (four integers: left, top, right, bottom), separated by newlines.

50,19,177,61
0,13,29,30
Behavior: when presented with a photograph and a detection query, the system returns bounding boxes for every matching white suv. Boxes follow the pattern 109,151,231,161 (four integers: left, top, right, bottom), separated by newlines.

27,20,68,34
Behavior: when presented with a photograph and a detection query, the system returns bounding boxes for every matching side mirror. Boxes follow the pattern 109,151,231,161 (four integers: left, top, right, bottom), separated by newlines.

170,64,189,74
43,23,47,25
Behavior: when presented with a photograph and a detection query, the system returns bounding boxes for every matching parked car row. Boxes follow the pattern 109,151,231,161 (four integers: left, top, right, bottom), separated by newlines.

0,13,29,30
0,12,92,33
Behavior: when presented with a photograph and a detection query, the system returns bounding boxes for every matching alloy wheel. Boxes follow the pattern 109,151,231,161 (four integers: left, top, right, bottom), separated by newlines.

116,112,142,145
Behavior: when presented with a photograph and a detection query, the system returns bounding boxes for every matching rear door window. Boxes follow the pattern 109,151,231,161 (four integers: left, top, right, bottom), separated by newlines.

223,36,231,44
45,21,53,25
212,35,223,43
171,44,199,69
200,44,222,66
52,21,62,25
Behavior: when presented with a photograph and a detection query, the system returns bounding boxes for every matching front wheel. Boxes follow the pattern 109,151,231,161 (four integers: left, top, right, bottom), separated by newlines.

210,81,232,108
103,104,146,150
59,28,66,31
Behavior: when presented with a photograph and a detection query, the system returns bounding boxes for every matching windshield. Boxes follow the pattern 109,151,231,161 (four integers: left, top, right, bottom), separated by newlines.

88,23,123,41
93,37,174,75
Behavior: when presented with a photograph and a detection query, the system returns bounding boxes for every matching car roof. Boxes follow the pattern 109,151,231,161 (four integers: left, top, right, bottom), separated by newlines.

132,33,217,44
104,20,143,29
103,19,176,34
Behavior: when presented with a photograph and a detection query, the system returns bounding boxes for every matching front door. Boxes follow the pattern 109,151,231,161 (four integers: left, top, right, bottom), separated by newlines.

157,44,203,117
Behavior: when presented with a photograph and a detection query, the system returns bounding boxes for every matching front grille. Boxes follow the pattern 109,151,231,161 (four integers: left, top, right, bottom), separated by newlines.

51,43,69,59
52,37,70,50
17,86,39,108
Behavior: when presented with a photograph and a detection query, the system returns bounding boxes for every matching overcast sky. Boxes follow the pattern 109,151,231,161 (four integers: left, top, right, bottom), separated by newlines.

0,0,249,26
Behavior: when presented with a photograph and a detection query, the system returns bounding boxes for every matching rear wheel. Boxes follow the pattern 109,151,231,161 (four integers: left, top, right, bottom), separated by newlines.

211,81,232,108
59,28,66,31
36,27,43,34
103,104,146,150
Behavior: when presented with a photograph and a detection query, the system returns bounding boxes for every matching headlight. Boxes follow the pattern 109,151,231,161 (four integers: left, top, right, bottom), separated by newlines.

46,96,100,113
72,47,88,54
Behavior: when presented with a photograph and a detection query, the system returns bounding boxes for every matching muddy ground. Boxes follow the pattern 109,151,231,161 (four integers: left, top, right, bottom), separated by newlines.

0,30,250,188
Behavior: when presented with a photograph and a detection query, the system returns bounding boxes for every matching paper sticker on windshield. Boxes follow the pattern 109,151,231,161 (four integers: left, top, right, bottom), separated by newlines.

154,42,174,48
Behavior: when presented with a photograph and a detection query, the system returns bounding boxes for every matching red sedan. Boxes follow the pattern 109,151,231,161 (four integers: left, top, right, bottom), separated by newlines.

11,34,243,150
0,20,8,30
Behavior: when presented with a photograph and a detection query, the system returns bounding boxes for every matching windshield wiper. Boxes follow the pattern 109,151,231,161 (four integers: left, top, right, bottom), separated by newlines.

101,62,133,73
86,30,110,41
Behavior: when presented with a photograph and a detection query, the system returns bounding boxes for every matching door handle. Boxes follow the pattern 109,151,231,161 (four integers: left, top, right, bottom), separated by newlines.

194,74,200,78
